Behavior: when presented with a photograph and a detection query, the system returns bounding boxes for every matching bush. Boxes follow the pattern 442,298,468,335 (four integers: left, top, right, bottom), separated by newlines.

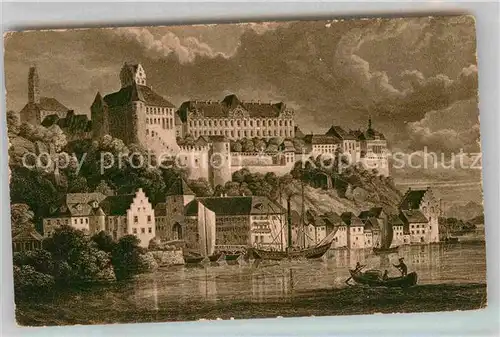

138,252,159,273
14,265,55,295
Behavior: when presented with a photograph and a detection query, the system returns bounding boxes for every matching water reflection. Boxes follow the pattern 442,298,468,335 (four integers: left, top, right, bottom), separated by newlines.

129,243,485,308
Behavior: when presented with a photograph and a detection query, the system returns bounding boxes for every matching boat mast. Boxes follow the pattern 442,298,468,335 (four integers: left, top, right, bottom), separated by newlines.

287,196,292,250
300,179,306,248
204,205,208,257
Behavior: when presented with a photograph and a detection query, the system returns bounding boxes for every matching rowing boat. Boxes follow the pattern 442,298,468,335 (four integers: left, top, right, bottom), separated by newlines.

349,269,418,288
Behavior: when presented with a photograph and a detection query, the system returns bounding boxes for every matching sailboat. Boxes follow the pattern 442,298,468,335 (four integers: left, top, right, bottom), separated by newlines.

250,181,333,261
372,217,399,254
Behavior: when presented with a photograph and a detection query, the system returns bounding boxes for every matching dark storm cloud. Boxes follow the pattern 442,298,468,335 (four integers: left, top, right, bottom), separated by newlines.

5,16,478,152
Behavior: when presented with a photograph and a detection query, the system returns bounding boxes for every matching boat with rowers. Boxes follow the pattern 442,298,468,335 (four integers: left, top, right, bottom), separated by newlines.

348,269,418,288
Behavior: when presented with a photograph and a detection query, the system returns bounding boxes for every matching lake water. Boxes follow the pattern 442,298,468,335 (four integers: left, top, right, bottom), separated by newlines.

20,242,486,324
127,242,487,309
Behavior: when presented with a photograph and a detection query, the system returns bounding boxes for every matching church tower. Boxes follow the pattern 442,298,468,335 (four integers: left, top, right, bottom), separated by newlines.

28,66,40,104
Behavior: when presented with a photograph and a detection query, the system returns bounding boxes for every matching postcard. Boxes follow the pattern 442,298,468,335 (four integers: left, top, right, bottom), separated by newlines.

4,16,486,326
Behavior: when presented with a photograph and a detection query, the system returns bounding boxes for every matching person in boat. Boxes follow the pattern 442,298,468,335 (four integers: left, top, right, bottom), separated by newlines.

393,257,408,276
382,269,389,281
345,262,366,285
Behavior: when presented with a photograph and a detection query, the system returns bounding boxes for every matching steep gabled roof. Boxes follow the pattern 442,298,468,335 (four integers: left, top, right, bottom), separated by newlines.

185,196,285,217
400,189,428,210
400,210,428,224
166,179,195,196
303,134,341,145
389,214,404,226
103,84,174,108
65,192,107,217
294,126,305,139
341,212,364,227
38,96,69,112
100,194,136,216
177,94,289,122
326,125,357,140
12,228,43,242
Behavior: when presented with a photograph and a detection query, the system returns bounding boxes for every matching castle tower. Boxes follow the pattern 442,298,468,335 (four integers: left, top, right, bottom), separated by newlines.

28,66,40,104
209,136,232,188
165,179,195,240
90,91,109,140
120,63,147,88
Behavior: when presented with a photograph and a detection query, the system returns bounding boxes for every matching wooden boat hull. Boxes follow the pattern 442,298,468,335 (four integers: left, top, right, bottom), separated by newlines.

184,256,204,264
349,269,418,288
252,242,331,260
373,246,399,254
209,252,223,262
224,254,240,261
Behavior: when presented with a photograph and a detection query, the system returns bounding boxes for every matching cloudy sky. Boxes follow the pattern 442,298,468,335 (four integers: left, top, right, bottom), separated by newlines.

4,16,483,209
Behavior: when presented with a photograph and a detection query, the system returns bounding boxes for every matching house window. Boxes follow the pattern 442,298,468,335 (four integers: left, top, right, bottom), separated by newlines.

85,218,88,224
141,228,145,234
133,228,137,234
80,219,83,224
147,215,152,223
148,227,152,233
134,216,138,223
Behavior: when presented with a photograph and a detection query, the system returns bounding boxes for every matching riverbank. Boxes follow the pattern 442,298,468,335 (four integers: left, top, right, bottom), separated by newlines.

15,283,487,326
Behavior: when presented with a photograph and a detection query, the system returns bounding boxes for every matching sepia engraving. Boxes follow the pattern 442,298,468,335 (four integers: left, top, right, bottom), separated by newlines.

4,16,486,326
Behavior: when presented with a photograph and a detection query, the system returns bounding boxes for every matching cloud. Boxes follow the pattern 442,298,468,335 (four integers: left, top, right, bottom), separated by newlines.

113,27,231,63
405,98,480,153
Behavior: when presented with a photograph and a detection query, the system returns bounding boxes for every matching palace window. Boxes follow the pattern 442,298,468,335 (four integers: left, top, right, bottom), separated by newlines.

141,228,145,234
147,215,152,223
148,227,152,233
133,228,137,234
134,216,138,223
257,121,260,127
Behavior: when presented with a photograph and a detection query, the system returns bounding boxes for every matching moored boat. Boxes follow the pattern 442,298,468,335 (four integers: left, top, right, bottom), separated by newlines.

184,255,205,264
349,269,418,288
252,241,332,260
224,253,241,261
250,187,333,261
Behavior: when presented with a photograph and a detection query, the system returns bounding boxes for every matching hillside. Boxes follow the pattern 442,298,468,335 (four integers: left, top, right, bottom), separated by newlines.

284,178,402,216
447,201,483,221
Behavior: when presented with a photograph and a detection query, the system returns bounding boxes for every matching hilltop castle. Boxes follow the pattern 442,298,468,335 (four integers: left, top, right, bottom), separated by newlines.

91,63,179,156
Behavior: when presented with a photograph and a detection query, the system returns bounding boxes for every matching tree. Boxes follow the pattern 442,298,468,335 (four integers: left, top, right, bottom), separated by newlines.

111,235,144,280
188,178,213,197
10,203,36,236
95,180,115,196
242,138,255,152
230,140,242,152
10,167,62,227
91,231,116,253
253,138,266,152
7,110,20,135
213,184,225,197
268,137,283,146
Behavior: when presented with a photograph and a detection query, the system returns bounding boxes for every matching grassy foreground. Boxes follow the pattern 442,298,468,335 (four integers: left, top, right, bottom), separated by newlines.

16,283,487,326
